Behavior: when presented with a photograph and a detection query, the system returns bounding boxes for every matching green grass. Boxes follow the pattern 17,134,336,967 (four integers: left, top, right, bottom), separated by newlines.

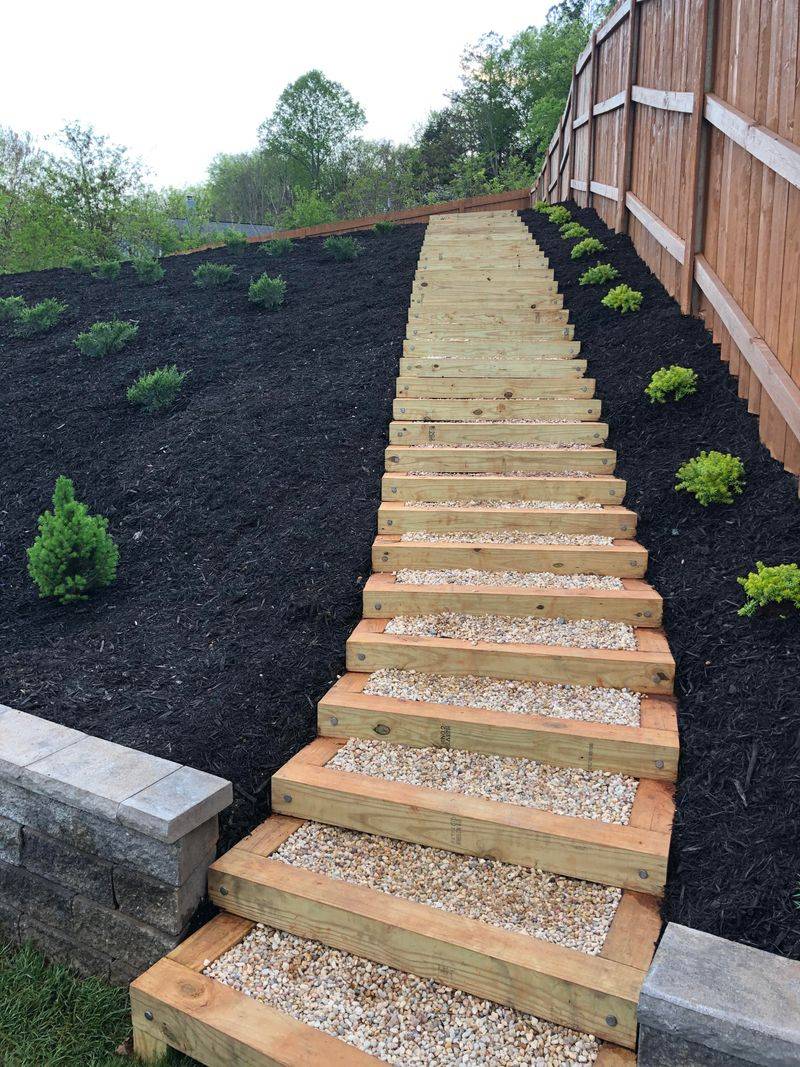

0,942,192,1066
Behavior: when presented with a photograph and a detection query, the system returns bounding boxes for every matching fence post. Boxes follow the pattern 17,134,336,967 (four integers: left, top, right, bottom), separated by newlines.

585,30,599,208
679,0,717,314
566,74,576,200
615,1,641,232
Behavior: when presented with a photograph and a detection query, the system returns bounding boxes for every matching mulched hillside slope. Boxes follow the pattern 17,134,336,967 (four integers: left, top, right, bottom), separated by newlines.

522,206,800,959
0,225,425,849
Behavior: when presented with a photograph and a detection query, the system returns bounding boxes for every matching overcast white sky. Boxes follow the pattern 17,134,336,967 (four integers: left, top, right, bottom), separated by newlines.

3,0,552,188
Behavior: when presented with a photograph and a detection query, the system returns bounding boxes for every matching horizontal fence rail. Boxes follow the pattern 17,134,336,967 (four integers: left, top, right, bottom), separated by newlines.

534,0,800,482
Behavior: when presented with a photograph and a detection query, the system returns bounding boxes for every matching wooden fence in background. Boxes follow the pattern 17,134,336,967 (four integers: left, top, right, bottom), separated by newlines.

534,0,800,480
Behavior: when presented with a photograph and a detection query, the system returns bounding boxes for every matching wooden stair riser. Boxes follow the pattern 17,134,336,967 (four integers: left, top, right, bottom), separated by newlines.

411,293,565,310
390,421,609,445
408,306,570,324
403,340,582,357
377,501,637,537
382,473,623,503
372,537,645,575
398,358,587,377
385,446,616,475
395,378,595,399
407,323,575,340
393,397,602,421
362,574,661,626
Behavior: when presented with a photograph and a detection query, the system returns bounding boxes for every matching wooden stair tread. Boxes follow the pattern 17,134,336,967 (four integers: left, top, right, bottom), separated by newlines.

393,397,602,419
377,500,637,536
385,445,616,474
382,472,624,503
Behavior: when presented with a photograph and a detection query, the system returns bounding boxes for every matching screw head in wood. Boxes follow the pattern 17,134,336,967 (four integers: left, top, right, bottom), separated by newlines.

381,554,389,561
605,1015,618,1028
655,759,665,769
329,716,339,726
283,794,293,803
638,869,649,879
374,603,382,610
399,407,406,413
144,1011,154,1021
390,455,399,462
386,519,393,526
374,723,391,735
220,886,228,896
609,489,616,496
357,653,366,661
390,488,397,494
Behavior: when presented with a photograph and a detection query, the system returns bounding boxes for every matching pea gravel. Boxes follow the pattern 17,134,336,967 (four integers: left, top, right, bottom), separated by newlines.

273,821,621,955
404,499,603,511
328,738,637,823
384,611,637,651
363,668,641,726
417,441,590,450
400,530,613,545
204,925,600,1065
406,470,595,478
395,568,623,590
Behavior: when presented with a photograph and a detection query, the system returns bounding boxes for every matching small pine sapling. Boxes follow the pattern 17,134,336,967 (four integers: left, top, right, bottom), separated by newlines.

675,451,745,506
571,237,606,260
545,205,572,226
601,283,643,314
645,365,698,404
13,299,67,337
324,235,361,261
92,259,122,280
222,230,248,249
67,254,93,272
533,200,550,212
260,238,294,256
373,220,397,234
27,476,119,605
193,263,235,287
560,222,590,240
579,263,619,286
131,257,165,284
127,365,188,412
248,273,286,310
0,296,26,323
74,319,138,358
738,562,800,618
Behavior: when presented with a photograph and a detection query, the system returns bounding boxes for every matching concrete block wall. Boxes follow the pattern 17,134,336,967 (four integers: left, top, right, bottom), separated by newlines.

0,705,232,985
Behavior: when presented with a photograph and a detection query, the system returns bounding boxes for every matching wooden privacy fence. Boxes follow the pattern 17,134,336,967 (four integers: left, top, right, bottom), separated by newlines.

533,0,800,480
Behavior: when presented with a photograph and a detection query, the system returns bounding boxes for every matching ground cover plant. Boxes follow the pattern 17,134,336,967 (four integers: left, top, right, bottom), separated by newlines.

738,562,800,618
131,257,165,284
324,235,361,261
560,222,590,240
0,222,425,855
579,263,619,286
193,262,235,287
12,298,67,337
676,450,745,506
249,273,286,310
92,259,122,281
646,364,698,403
222,230,249,249
544,204,571,226
260,238,294,256
601,283,643,314
523,204,800,959
373,220,397,234
74,319,138,358
68,255,94,273
571,236,605,259
127,365,189,412
0,296,26,322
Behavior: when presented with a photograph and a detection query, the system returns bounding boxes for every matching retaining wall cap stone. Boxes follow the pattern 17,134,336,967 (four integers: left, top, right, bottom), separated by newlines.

0,705,85,776
119,765,234,844
639,923,800,1066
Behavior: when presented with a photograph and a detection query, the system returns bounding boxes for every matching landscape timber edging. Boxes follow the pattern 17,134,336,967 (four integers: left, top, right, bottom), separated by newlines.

637,923,800,1065
0,703,232,983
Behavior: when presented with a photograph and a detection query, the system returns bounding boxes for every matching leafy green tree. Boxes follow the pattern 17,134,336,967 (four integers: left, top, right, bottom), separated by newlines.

205,150,293,224
259,70,366,193
450,33,521,178
281,187,334,228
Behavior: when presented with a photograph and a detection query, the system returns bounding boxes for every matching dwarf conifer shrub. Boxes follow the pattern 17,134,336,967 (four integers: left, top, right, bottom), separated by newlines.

13,299,67,337
223,230,248,249
533,200,550,212
67,254,93,273
646,365,698,404
571,237,606,260
193,263,235,287
132,257,165,284
0,296,26,323
74,319,138,358
675,451,745,506
324,235,361,261
373,220,397,234
27,476,119,605
92,259,122,280
249,273,286,310
127,365,188,412
261,238,294,256
545,205,572,226
738,562,800,617
579,263,619,286
601,283,643,314
560,222,590,240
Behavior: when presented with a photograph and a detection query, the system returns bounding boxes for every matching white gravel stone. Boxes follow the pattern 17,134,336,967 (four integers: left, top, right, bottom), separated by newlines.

417,442,590,450
403,499,603,511
328,738,637,824
423,418,572,424
395,568,623,590
364,669,641,727
205,925,600,1065
400,530,613,545
273,821,621,955
384,612,637,651
406,470,595,478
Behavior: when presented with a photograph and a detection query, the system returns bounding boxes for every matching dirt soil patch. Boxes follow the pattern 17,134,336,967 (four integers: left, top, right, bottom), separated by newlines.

0,225,425,851
522,206,800,959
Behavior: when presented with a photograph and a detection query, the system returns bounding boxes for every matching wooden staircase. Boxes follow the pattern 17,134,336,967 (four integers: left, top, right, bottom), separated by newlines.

131,210,677,1065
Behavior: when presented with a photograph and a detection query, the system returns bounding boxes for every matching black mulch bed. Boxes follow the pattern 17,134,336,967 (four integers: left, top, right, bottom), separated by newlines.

522,205,800,959
0,225,425,854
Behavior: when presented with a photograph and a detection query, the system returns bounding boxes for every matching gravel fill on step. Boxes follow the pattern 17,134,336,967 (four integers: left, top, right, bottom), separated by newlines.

400,530,613,545
413,442,591,450
426,418,572,424
395,568,623,590
328,738,637,823
404,499,603,510
273,821,621,954
405,470,594,478
364,668,641,726
384,612,637,650
204,924,600,1065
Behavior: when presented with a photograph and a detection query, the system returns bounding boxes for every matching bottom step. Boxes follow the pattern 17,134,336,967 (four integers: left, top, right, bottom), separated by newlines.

132,912,638,1065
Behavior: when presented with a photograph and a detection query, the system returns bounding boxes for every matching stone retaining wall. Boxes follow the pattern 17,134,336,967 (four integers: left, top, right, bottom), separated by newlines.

0,705,232,984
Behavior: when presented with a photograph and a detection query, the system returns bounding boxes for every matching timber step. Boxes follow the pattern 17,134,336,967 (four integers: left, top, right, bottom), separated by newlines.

407,306,570,323
395,376,596,398
382,472,624,502
390,420,609,444
319,673,678,780
371,535,646,575
402,339,583,357
406,323,577,339
393,396,602,420
362,573,662,626
207,814,662,1049
410,292,566,309
271,739,674,896
397,357,588,377
346,620,675,694
385,445,617,474
377,500,637,536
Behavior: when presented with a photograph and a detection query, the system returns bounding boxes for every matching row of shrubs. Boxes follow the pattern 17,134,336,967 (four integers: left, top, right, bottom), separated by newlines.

532,199,799,621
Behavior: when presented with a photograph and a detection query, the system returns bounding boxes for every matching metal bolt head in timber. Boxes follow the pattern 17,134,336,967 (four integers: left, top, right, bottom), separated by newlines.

282,794,293,803
220,885,228,896
357,653,366,661
621,524,628,531
386,519,393,526
605,1015,618,1028
609,490,616,496
374,723,391,736
390,488,397,494
329,716,339,726
381,553,389,562
144,1011,154,1022
655,759,665,769
399,407,406,413
638,870,649,880
390,455,400,463
374,602,382,610
644,610,652,618
503,391,513,399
